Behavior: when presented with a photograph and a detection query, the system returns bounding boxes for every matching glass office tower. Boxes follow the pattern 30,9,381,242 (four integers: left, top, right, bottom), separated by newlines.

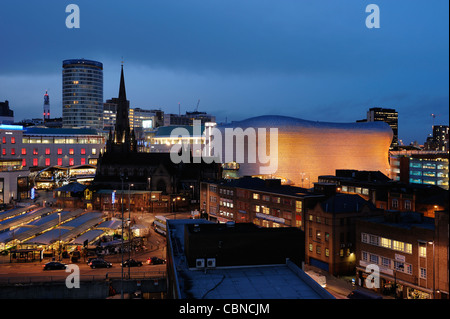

62,59,103,131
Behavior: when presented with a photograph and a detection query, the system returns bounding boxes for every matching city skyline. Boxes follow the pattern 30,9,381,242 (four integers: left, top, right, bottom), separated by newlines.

0,0,448,145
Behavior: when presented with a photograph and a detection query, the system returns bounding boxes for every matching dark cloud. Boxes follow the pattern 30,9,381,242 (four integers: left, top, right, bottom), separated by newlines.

0,0,448,144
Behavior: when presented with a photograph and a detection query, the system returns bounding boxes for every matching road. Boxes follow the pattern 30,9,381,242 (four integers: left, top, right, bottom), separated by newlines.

0,211,175,284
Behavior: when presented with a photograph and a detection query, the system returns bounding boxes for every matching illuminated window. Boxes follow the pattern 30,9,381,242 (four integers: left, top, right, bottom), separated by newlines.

253,193,260,200
11,137,15,144
81,148,86,155
21,148,26,155
92,148,97,155
393,240,404,252
45,158,50,166
381,237,391,248
11,148,15,155
69,158,74,166
405,243,412,254
57,148,62,155
316,230,321,240
33,148,38,155
1,149,5,155
419,245,427,258
69,148,74,155
22,158,26,167
45,148,50,155
295,201,302,213
33,158,38,166
2,137,5,144
81,158,86,165
57,158,62,166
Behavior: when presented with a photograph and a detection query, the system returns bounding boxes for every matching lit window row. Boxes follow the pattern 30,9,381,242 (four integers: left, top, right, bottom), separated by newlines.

21,158,87,167
361,233,412,254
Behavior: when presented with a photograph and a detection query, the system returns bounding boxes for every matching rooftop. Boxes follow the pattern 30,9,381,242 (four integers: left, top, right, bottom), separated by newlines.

360,211,435,231
167,218,334,299
207,176,321,199
23,127,99,136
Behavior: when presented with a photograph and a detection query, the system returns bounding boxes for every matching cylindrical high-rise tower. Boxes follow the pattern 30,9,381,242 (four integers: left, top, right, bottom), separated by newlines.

62,59,103,131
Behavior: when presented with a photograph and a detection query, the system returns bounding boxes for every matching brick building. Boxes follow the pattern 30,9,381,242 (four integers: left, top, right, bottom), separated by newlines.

200,176,325,230
304,193,382,276
355,210,449,299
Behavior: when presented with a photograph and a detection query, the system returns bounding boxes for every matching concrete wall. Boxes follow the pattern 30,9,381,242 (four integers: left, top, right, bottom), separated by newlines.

0,278,166,299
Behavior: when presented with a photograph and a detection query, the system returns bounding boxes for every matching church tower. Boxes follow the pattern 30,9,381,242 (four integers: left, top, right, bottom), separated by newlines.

106,64,137,153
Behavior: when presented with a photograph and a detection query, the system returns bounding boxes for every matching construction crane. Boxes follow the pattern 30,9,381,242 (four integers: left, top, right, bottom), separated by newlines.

195,99,200,112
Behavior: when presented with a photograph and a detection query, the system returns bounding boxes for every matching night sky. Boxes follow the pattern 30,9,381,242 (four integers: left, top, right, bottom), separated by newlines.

0,0,448,145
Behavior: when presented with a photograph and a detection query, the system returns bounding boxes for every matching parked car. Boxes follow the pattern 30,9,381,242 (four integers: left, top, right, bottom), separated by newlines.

87,257,103,265
89,259,112,269
147,257,166,265
43,261,67,270
121,258,143,267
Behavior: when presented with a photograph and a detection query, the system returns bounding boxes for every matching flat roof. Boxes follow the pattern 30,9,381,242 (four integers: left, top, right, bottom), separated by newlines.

167,219,334,299
24,127,100,136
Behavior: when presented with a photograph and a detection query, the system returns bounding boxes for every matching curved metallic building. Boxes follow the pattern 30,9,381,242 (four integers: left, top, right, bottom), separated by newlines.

216,115,393,186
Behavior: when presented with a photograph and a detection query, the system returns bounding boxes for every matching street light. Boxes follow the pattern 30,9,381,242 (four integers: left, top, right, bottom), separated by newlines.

120,175,124,299
428,240,435,299
128,183,134,279
58,212,61,261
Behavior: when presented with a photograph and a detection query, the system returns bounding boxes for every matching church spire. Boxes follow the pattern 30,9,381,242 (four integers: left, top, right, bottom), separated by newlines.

119,63,126,101
107,62,135,153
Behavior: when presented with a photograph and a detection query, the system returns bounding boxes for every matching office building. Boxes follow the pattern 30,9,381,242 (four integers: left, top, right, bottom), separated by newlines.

318,169,448,218
425,125,449,152
201,176,324,228
358,107,398,149
355,210,449,299
390,150,449,190
62,59,104,131
163,111,215,126
304,193,381,276
0,125,104,169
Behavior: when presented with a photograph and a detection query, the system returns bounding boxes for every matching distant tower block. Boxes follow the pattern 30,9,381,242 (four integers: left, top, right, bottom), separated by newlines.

43,90,50,121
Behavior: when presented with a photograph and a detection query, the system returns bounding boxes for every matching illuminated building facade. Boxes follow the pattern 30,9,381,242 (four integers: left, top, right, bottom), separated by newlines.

355,210,449,299
201,177,324,228
62,59,104,131
390,150,449,190
217,115,393,187
0,124,105,170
